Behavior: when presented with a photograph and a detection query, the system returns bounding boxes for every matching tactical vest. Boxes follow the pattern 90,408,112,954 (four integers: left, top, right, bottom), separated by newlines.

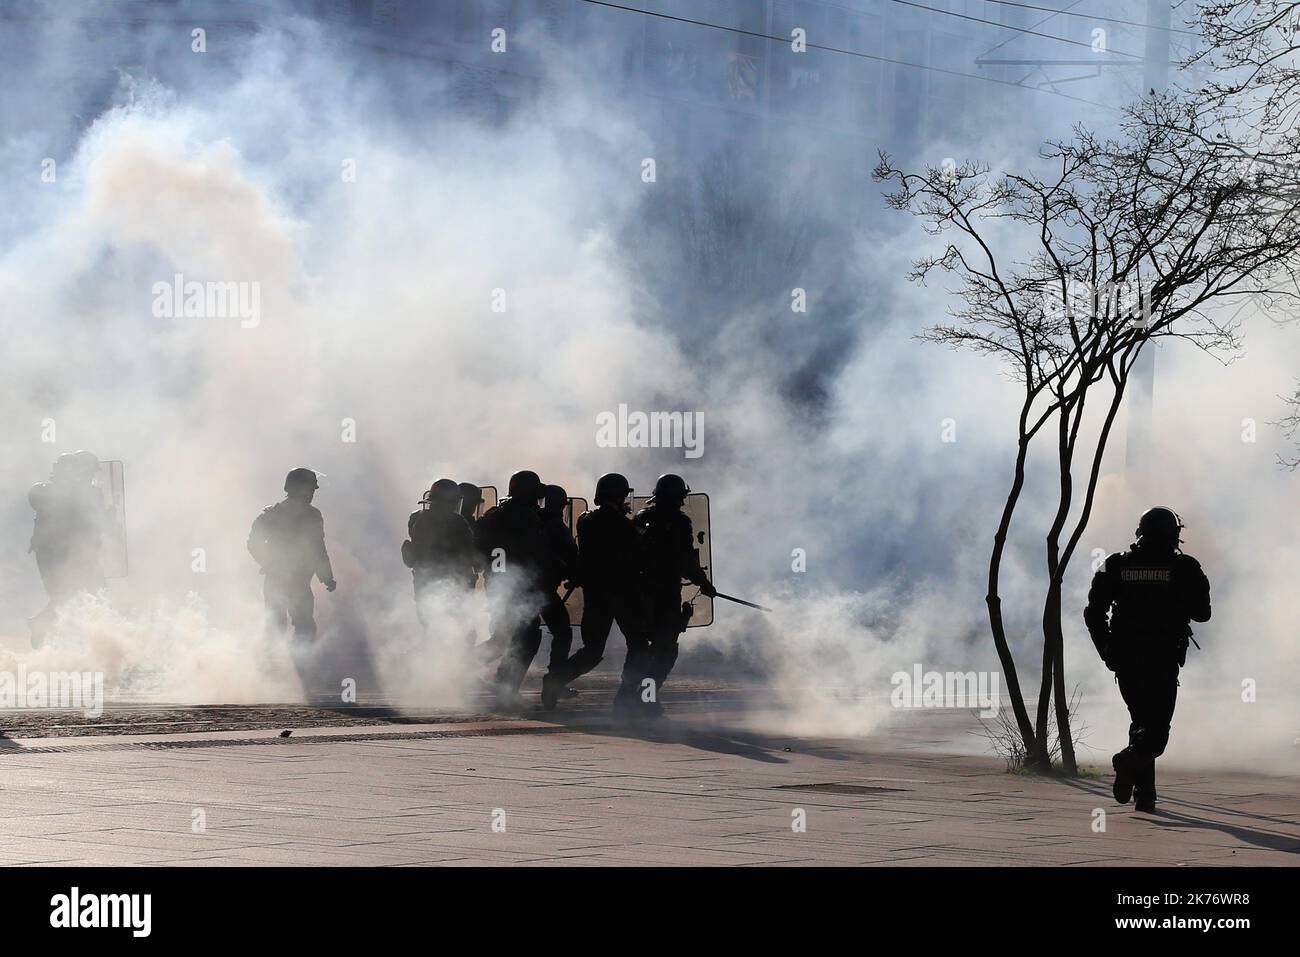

1100,547,1209,667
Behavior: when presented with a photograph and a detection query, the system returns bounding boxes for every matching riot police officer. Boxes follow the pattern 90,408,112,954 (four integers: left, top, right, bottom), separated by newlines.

248,468,337,642
455,482,487,608
474,470,549,706
543,473,647,711
1084,507,1211,813
633,474,716,715
28,451,106,646
403,479,477,631
537,484,579,708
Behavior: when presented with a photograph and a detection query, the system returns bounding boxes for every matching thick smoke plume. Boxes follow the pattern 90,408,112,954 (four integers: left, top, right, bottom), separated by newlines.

0,4,1295,774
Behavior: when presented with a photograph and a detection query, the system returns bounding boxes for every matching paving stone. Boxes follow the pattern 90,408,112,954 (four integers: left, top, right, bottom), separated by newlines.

0,711,1295,866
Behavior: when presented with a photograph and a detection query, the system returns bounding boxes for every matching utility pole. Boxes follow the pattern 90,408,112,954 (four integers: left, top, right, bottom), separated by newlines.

1125,0,1171,472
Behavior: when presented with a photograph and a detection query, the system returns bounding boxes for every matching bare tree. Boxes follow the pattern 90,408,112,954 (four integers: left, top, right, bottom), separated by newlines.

875,93,1300,772
1274,386,1300,467
1187,2,1300,461
1184,1,1300,159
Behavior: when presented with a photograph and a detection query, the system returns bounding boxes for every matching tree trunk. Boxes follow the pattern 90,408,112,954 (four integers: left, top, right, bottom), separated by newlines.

1052,611,1076,774
1043,582,1077,772
1033,394,1080,767
1033,652,1053,764
987,426,1040,756
1048,358,1136,776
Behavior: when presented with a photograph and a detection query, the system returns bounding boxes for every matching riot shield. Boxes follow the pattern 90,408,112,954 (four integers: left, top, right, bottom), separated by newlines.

468,486,498,593
476,485,497,519
94,460,128,578
682,492,713,626
561,497,588,623
566,496,588,535
629,491,712,628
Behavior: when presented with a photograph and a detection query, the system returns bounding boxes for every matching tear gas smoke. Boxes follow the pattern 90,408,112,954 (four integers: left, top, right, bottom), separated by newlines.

0,5,1294,775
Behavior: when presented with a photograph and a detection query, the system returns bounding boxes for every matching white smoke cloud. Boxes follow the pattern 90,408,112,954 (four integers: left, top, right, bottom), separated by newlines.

0,4,1294,778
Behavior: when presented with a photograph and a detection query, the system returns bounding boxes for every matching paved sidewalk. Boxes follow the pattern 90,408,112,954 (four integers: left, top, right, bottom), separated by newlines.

0,710,1296,865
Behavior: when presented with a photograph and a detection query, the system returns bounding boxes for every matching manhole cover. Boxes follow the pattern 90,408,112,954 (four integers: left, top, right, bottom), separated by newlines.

773,783,907,795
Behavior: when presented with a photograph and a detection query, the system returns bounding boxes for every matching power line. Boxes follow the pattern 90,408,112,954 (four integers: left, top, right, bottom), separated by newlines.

982,0,1088,58
578,0,1116,111
886,0,1142,59
978,0,1196,35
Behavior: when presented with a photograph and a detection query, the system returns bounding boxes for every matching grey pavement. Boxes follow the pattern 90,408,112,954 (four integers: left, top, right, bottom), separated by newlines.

1,705,1296,866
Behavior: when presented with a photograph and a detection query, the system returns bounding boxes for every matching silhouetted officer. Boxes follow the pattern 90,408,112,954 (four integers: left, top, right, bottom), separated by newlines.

543,473,648,711
475,470,548,705
28,451,106,646
248,468,336,642
403,479,477,631
633,474,715,714
1085,507,1211,813
536,484,579,708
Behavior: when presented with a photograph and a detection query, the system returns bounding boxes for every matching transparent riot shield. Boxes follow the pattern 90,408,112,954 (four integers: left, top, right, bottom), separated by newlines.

566,497,588,535
629,491,712,628
562,497,588,624
682,493,713,626
94,460,128,578
469,486,499,594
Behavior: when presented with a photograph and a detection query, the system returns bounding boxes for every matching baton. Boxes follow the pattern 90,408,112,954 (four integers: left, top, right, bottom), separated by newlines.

714,591,771,613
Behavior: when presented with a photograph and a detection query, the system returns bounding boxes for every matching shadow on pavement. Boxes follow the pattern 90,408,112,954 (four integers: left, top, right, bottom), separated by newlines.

535,701,872,767
1054,775,1300,855
1145,808,1300,854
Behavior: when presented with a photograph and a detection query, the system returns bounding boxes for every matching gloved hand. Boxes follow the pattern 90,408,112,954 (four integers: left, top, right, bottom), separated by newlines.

324,579,337,592
701,582,717,599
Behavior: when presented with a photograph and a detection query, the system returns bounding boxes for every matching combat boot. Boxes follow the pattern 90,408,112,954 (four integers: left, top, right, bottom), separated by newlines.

1134,759,1158,813
1111,751,1134,804
612,687,643,721
540,673,562,711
